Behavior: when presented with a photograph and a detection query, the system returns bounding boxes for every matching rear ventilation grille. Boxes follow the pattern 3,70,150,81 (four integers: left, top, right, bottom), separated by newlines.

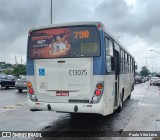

69,99,89,103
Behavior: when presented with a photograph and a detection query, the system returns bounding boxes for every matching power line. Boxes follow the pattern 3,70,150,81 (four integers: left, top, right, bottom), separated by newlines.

135,56,160,59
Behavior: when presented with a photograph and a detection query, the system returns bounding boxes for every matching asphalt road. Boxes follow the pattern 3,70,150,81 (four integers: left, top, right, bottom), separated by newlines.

0,87,27,107
0,82,151,139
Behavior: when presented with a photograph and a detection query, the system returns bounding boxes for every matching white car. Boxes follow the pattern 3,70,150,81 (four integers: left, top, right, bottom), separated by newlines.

150,77,160,86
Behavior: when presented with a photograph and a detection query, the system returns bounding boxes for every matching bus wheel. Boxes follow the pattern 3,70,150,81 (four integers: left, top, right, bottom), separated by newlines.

127,94,131,99
117,93,123,112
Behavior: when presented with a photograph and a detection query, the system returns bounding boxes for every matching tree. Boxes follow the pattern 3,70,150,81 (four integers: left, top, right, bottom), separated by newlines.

12,64,26,76
0,62,26,76
5,63,13,68
0,62,6,65
140,66,150,76
0,62,13,69
3,70,13,75
0,62,6,69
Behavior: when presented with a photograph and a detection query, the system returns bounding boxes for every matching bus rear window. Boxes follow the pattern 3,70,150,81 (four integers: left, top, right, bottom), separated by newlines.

28,26,100,59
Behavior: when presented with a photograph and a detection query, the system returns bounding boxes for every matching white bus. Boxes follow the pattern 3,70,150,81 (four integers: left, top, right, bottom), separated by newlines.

27,22,135,116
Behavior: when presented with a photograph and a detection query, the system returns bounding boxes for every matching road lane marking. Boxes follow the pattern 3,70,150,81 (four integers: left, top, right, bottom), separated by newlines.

0,103,27,114
0,102,26,110
1,105,15,109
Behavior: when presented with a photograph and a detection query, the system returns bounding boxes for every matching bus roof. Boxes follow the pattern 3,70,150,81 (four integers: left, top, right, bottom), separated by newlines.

29,21,102,32
29,21,135,60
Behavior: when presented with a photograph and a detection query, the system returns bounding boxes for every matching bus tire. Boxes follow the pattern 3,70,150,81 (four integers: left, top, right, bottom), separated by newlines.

131,84,134,92
127,94,131,99
117,93,123,112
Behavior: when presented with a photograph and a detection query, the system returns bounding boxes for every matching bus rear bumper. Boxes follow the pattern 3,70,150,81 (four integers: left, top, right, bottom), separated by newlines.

28,98,105,115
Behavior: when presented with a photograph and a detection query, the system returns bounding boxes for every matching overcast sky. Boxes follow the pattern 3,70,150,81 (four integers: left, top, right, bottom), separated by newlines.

0,0,160,72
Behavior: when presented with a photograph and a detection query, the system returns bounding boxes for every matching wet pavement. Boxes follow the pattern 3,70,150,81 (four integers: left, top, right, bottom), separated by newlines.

118,82,160,140
0,81,159,140
0,88,27,107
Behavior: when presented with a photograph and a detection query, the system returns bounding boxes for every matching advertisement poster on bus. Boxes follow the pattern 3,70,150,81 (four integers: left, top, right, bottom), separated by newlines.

29,28,71,59
28,26,100,59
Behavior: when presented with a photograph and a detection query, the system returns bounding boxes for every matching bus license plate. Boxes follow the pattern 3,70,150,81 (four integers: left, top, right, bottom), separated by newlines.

56,91,69,96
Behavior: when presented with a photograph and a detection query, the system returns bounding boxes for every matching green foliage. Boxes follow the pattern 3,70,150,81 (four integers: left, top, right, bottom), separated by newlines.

0,62,6,65
140,66,150,76
0,62,13,69
3,70,13,75
0,62,26,76
12,64,26,76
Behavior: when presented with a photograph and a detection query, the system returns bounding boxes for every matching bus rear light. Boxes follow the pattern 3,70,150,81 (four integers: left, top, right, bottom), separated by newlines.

27,82,32,88
97,23,101,29
96,83,103,89
29,88,34,94
95,90,101,96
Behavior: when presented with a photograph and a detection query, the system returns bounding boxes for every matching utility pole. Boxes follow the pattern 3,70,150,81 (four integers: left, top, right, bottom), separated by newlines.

150,50,160,75
146,57,148,68
152,62,153,76
15,55,18,65
51,0,52,24
21,56,22,64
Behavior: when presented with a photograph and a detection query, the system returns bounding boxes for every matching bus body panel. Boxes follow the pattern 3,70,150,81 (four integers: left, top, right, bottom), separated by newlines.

119,73,134,102
28,74,116,116
27,22,135,116
28,98,106,115
34,58,93,103
103,74,115,114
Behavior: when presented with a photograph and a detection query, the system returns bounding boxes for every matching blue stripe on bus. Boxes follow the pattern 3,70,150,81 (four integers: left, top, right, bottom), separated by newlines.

93,31,106,75
26,60,34,75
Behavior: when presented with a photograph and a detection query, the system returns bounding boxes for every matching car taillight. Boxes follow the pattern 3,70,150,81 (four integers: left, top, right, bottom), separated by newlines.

23,82,27,85
95,90,101,96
